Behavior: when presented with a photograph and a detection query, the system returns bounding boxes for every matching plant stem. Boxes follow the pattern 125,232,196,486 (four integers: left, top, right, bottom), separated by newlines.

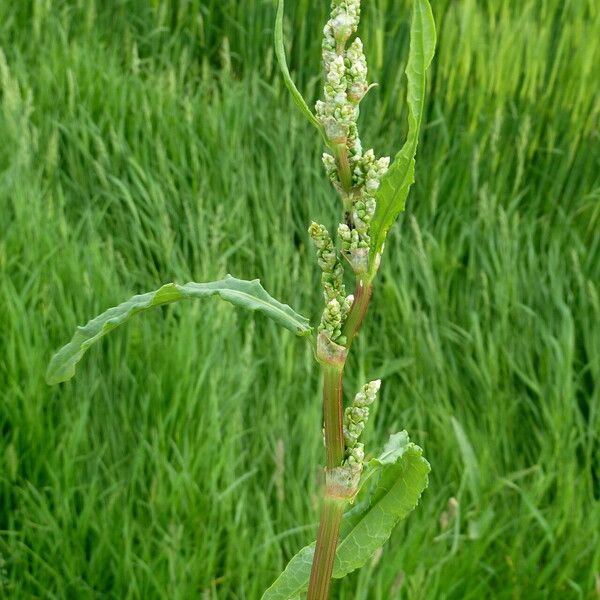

307,364,345,599
342,278,373,348
307,497,345,600
322,364,345,469
335,144,353,193
308,279,373,599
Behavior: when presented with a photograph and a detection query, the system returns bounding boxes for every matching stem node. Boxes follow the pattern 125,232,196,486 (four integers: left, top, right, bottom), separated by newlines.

316,332,348,367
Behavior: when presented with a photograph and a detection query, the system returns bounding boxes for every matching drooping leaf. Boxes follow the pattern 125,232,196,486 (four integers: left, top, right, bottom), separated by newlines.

368,0,436,273
46,275,312,385
262,431,430,599
275,0,329,145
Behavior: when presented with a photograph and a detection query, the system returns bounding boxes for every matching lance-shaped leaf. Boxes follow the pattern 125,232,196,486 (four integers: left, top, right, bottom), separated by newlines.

46,275,312,385
262,431,430,599
368,0,436,273
275,0,329,146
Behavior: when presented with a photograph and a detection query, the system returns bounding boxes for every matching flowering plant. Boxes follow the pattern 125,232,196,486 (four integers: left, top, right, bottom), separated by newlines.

46,1,436,597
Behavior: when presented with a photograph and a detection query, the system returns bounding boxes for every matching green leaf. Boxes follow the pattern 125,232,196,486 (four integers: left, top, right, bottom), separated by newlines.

368,0,436,272
262,431,430,599
46,275,312,385
275,0,329,145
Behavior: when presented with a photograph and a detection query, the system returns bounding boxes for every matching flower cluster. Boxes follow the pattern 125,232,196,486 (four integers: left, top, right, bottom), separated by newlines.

320,298,344,344
309,222,353,344
315,0,390,272
343,379,381,468
316,2,365,152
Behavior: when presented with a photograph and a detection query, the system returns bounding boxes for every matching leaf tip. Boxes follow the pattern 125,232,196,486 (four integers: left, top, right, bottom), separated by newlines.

45,359,71,386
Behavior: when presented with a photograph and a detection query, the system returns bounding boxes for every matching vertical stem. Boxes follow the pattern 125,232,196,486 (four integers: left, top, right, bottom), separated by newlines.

307,497,345,600
308,281,373,599
308,365,345,599
322,364,345,469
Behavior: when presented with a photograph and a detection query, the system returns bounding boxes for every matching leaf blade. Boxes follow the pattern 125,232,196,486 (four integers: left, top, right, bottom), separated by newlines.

46,275,312,385
333,433,430,578
261,431,430,599
368,0,436,271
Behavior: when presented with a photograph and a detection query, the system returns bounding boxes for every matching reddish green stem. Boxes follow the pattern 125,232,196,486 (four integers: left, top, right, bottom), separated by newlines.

342,279,373,348
308,279,373,599
307,497,345,600
322,364,345,469
307,365,345,599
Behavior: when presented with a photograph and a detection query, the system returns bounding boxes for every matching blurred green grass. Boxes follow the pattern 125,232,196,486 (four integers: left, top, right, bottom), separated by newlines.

1,0,599,598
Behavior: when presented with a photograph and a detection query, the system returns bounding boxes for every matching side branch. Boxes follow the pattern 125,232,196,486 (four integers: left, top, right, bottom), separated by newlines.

342,278,373,348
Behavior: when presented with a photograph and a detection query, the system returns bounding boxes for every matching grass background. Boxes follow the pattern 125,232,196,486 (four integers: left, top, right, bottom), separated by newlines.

1,0,599,598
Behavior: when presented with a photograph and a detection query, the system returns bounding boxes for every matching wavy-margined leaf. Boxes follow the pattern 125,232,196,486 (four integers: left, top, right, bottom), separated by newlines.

275,0,328,145
368,0,436,273
46,275,312,385
262,431,430,599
